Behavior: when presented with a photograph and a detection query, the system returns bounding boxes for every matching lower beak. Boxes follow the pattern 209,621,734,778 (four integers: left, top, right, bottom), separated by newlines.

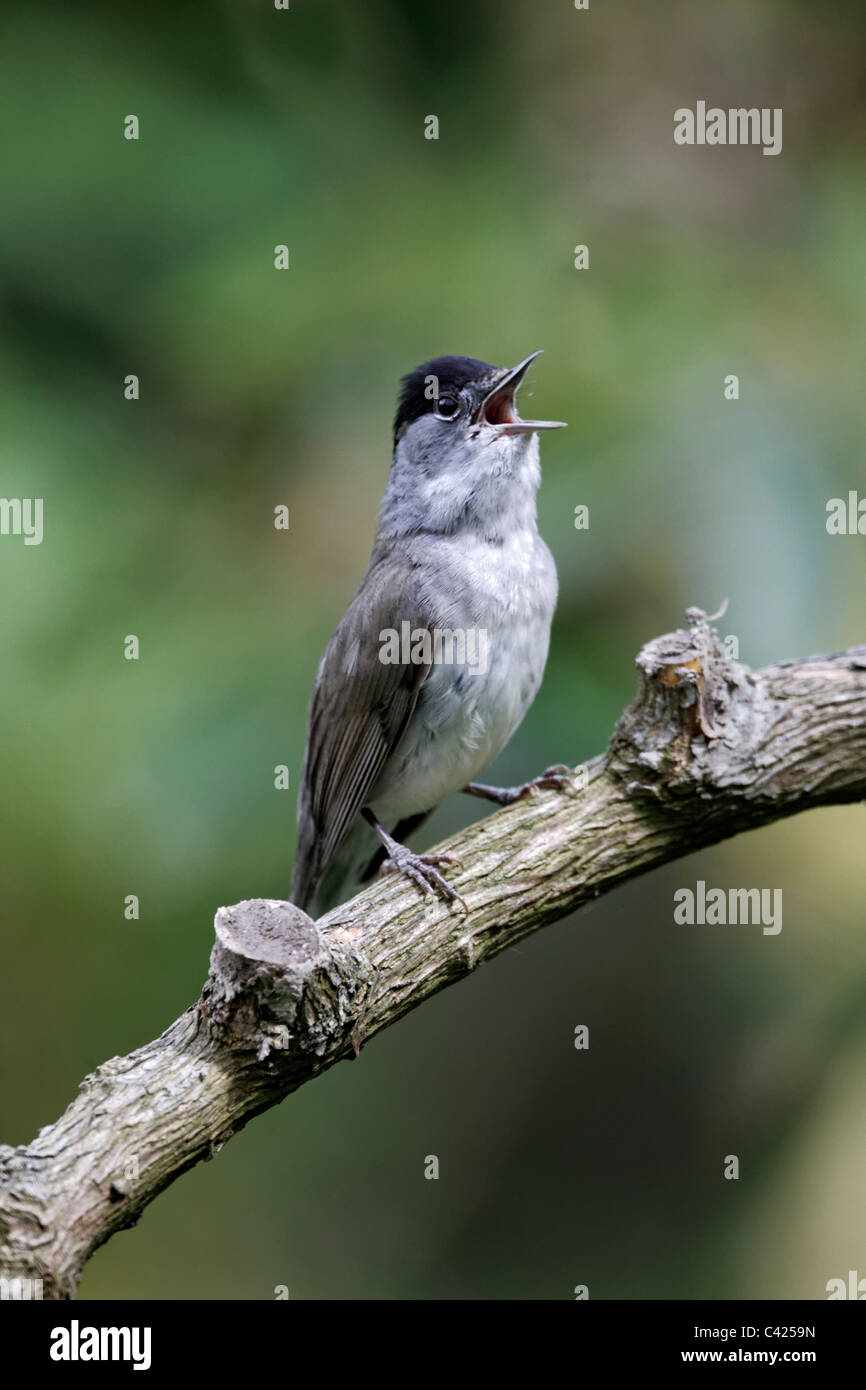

474,350,567,434
500,418,568,435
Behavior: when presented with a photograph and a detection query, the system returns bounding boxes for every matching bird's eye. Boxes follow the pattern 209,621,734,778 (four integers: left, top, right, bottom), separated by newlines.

435,395,460,420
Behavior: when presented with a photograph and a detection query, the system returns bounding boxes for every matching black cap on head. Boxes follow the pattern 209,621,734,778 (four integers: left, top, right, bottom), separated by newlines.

393,355,497,447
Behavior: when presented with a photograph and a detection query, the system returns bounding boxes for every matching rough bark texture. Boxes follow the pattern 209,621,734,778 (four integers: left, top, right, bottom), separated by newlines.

1,608,864,1298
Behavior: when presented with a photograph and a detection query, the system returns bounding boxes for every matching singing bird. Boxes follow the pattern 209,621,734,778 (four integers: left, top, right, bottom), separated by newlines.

290,351,569,918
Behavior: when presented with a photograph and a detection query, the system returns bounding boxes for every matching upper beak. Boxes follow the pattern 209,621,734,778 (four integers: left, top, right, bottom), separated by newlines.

474,350,567,434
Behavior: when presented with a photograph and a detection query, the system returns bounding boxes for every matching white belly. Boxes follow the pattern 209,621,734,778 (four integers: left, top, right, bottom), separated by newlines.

369,528,556,818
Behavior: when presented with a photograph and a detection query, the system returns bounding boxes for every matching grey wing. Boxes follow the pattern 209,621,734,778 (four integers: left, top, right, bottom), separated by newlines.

290,558,433,911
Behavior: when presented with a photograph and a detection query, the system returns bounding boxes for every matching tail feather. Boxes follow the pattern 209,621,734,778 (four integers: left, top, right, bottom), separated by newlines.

290,815,380,918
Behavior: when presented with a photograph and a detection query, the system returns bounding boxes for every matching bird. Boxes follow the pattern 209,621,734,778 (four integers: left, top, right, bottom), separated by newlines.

290,350,568,919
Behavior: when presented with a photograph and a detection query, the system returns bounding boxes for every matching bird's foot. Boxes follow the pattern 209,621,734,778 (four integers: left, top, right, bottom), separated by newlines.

464,764,580,807
380,846,468,914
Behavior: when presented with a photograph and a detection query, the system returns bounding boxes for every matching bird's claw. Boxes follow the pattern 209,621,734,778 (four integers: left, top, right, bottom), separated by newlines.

464,764,581,807
381,847,468,913
528,764,580,796
514,765,581,800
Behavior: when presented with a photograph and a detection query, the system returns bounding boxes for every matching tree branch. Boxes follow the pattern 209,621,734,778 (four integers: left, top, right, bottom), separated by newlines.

2,608,865,1298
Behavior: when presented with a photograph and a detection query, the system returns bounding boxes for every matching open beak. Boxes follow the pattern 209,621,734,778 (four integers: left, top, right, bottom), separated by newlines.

474,350,567,435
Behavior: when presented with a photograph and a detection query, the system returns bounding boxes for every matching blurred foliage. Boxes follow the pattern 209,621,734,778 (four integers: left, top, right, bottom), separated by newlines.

1,0,865,1298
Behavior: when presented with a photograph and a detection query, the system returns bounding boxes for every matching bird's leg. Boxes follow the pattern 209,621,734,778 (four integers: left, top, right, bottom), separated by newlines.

463,764,579,807
361,809,468,913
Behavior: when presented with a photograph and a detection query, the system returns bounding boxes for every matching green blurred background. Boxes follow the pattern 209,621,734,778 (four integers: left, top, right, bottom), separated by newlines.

2,0,865,1299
